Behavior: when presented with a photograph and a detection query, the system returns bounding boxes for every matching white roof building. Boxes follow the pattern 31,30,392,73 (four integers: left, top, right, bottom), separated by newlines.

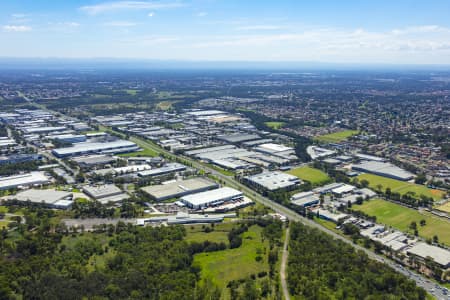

245,171,301,191
180,187,243,209
406,243,450,268
0,172,51,190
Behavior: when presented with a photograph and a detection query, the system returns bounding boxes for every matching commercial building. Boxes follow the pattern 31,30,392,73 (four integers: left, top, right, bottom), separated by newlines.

0,172,51,190
217,133,261,144
82,184,129,204
140,177,218,201
22,126,67,134
352,161,414,181
244,171,301,191
406,243,450,269
136,212,236,225
180,187,243,209
137,163,186,177
52,140,139,157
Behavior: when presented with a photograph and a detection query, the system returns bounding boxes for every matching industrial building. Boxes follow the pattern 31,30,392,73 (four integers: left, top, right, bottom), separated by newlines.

352,161,414,181
244,171,301,191
180,187,243,209
82,184,129,204
406,243,450,269
51,134,87,143
0,153,41,165
140,177,218,201
137,163,186,177
72,155,117,168
217,133,261,144
136,212,236,225
9,189,73,209
52,140,139,157
290,191,320,207
0,172,51,190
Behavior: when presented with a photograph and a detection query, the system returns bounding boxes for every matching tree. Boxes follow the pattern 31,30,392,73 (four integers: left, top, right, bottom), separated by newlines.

419,219,426,227
409,221,417,231
433,235,439,244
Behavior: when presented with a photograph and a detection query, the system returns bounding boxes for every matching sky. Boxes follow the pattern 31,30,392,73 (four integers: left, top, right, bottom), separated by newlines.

1,0,450,64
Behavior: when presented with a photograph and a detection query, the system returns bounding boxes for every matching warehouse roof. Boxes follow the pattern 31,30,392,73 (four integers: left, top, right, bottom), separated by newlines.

0,172,50,190
82,184,124,199
141,177,218,200
352,161,414,181
53,140,137,156
407,243,450,267
12,189,72,204
246,171,300,191
217,133,261,143
181,187,243,207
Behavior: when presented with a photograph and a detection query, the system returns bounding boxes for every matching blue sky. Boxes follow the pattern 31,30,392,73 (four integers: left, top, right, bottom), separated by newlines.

1,0,450,64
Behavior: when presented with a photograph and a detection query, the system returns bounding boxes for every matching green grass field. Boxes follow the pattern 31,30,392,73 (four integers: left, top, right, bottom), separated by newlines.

355,199,450,246
265,121,284,129
193,225,269,289
124,89,138,96
315,129,359,143
286,166,331,185
156,100,177,110
357,173,445,200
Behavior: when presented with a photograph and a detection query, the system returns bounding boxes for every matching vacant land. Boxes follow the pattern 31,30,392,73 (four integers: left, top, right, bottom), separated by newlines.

185,223,234,244
193,225,269,289
265,121,284,129
436,202,450,213
286,166,331,185
355,199,450,245
124,89,138,96
315,129,359,142
357,173,445,200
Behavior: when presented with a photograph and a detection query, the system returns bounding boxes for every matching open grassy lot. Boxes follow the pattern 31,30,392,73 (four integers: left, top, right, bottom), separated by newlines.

315,129,359,143
286,166,331,185
436,202,450,213
124,89,138,96
355,199,450,245
185,223,235,244
118,148,158,157
357,173,445,200
193,225,269,289
264,121,284,129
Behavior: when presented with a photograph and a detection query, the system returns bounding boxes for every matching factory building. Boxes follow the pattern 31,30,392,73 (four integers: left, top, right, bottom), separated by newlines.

52,140,139,157
8,189,73,209
180,187,243,210
290,191,320,207
244,171,301,191
51,134,87,143
140,177,218,201
0,154,41,165
0,172,51,190
406,243,450,269
137,163,186,177
82,184,129,204
352,161,414,181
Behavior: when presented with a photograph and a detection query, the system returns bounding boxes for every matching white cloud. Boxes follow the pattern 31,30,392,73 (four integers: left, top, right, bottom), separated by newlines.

80,1,184,15
148,12,155,17
2,25,32,32
103,21,137,27
195,12,207,17
235,25,284,31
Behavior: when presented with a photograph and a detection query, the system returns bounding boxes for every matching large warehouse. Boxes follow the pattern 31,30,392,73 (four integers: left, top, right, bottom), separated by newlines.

352,161,414,181
52,140,140,157
244,171,301,191
140,177,218,201
0,172,51,190
82,184,129,204
9,189,73,209
180,187,243,209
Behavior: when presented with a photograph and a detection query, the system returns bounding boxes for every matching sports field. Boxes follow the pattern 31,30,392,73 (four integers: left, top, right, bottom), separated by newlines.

355,199,450,245
315,129,359,143
357,173,445,200
286,166,331,185
193,225,269,289
265,121,284,129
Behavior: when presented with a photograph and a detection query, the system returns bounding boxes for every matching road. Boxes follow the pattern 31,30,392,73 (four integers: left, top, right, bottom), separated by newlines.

130,136,449,300
280,227,290,300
